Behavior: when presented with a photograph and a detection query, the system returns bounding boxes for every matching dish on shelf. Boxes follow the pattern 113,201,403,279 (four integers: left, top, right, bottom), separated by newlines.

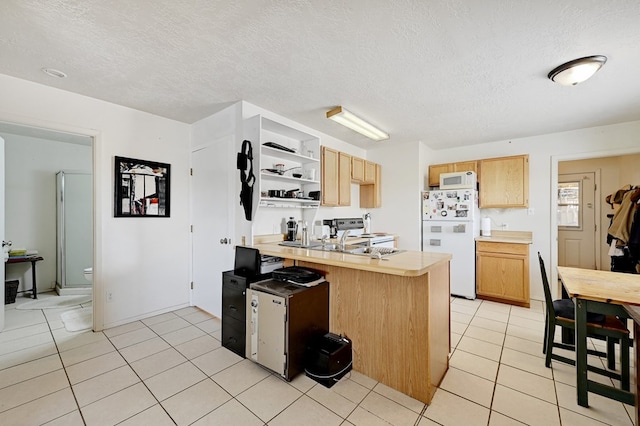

263,142,296,153
262,168,284,175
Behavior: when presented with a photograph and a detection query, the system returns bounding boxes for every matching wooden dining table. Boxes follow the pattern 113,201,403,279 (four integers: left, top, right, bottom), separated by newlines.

557,266,640,410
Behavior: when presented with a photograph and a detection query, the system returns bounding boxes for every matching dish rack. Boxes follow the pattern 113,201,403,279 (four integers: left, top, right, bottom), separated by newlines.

369,247,396,255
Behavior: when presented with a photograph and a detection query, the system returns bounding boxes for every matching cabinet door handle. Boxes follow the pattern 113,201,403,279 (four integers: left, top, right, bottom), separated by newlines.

220,238,228,244
229,305,237,312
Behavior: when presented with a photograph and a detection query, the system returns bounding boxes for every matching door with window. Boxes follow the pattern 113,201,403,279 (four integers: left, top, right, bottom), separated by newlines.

557,172,596,269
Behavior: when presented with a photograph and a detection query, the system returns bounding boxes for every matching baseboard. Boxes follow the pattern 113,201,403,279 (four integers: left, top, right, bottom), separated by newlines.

55,284,92,296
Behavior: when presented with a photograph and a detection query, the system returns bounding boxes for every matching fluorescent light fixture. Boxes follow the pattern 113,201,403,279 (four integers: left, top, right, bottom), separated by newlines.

547,55,607,86
326,106,389,141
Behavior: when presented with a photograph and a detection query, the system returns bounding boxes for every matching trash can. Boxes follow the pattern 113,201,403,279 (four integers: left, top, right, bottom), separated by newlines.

304,333,352,388
5,280,19,304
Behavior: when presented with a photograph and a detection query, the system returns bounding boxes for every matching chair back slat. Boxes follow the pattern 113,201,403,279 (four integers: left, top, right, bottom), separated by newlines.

538,252,556,319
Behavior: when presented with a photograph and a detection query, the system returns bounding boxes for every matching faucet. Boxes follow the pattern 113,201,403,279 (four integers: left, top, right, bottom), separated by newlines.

339,229,350,251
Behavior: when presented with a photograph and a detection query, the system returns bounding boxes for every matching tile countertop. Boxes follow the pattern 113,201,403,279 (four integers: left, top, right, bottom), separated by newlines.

475,230,533,244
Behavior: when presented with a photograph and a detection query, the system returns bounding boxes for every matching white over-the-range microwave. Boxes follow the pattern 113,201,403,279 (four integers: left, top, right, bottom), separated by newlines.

439,171,477,190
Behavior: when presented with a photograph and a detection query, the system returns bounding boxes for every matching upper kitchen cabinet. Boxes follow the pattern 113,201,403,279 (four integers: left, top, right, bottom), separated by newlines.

351,156,364,182
243,115,321,221
428,161,478,187
363,161,376,184
478,155,529,208
321,147,351,206
360,163,382,208
351,156,376,184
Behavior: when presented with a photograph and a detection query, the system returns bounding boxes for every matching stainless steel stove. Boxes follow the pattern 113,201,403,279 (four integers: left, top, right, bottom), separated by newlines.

333,217,394,248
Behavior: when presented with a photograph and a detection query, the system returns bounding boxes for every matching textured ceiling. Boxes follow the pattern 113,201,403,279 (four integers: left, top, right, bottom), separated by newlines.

1,0,639,149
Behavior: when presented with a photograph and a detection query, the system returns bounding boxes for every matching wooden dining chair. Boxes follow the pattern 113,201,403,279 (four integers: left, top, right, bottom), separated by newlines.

538,252,630,391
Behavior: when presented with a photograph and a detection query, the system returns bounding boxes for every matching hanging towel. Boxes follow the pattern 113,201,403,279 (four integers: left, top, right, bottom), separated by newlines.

237,139,255,221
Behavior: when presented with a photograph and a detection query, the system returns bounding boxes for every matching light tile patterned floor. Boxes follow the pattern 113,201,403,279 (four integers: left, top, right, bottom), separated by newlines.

0,292,635,425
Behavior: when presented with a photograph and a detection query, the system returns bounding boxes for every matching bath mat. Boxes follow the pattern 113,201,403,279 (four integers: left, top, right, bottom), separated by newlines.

17,295,92,310
61,307,92,332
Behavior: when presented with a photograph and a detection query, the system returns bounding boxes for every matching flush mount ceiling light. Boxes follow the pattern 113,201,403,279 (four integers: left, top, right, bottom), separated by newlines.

547,55,607,86
41,68,67,78
326,106,389,141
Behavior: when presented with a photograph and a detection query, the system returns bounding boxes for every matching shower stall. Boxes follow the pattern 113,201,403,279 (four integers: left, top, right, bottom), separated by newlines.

56,171,93,295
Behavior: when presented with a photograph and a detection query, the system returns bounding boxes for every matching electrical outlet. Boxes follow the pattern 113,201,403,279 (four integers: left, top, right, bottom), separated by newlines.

527,208,535,215
106,291,113,303
501,223,508,230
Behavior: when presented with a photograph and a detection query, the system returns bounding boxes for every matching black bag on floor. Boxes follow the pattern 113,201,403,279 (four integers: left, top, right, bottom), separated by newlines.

304,333,353,388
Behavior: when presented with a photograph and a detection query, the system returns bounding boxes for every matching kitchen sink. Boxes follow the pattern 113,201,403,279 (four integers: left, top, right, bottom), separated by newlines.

310,243,360,252
310,244,404,257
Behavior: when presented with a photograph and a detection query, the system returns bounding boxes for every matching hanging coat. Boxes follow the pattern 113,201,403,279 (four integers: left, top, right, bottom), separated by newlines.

609,190,636,246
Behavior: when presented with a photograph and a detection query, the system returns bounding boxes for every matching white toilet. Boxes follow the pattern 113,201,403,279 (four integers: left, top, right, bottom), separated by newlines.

83,267,93,283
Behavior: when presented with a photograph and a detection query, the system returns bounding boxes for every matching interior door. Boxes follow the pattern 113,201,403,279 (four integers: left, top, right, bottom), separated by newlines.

191,138,234,317
1,136,5,331
558,172,596,269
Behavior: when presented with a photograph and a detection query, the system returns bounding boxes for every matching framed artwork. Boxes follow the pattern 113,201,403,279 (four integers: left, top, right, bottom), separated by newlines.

114,156,170,217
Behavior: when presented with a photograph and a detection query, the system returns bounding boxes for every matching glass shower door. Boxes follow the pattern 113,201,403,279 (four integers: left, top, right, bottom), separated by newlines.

57,171,92,288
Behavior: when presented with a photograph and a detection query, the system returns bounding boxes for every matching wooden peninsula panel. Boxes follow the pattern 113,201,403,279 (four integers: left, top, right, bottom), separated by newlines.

295,257,449,404
298,262,449,404
251,241,451,404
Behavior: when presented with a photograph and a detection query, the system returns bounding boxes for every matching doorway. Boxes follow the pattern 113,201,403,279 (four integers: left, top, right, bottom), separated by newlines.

0,121,94,332
190,136,235,317
557,172,597,269
551,151,640,294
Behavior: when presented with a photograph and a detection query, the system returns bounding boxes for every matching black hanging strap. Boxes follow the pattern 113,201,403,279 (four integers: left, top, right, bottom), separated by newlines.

237,140,255,221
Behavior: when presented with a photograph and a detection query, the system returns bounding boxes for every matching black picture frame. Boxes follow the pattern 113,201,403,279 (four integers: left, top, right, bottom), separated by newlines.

114,156,171,217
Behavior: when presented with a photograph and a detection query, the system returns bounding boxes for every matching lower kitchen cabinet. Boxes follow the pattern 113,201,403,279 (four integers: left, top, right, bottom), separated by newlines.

476,241,530,307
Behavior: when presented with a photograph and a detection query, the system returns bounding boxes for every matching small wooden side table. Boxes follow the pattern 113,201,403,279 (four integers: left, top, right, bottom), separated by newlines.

6,256,44,299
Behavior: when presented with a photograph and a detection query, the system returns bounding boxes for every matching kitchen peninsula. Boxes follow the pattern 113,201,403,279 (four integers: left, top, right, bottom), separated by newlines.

251,236,452,404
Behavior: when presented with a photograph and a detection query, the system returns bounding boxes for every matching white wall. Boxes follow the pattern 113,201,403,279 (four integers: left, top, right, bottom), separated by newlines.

3,133,91,293
0,74,191,330
367,140,426,250
425,120,640,301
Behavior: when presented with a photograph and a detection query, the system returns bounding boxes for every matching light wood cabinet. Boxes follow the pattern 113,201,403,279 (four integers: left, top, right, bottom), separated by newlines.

428,161,478,187
324,149,381,207
321,146,339,206
351,157,375,184
476,241,529,307
363,161,376,184
338,152,351,206
478,155,528,208
351,156,365,182
321,147,351,206
360,163,382,208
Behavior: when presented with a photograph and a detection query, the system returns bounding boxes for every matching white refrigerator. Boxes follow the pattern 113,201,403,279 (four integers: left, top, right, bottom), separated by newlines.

421,189,479,299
